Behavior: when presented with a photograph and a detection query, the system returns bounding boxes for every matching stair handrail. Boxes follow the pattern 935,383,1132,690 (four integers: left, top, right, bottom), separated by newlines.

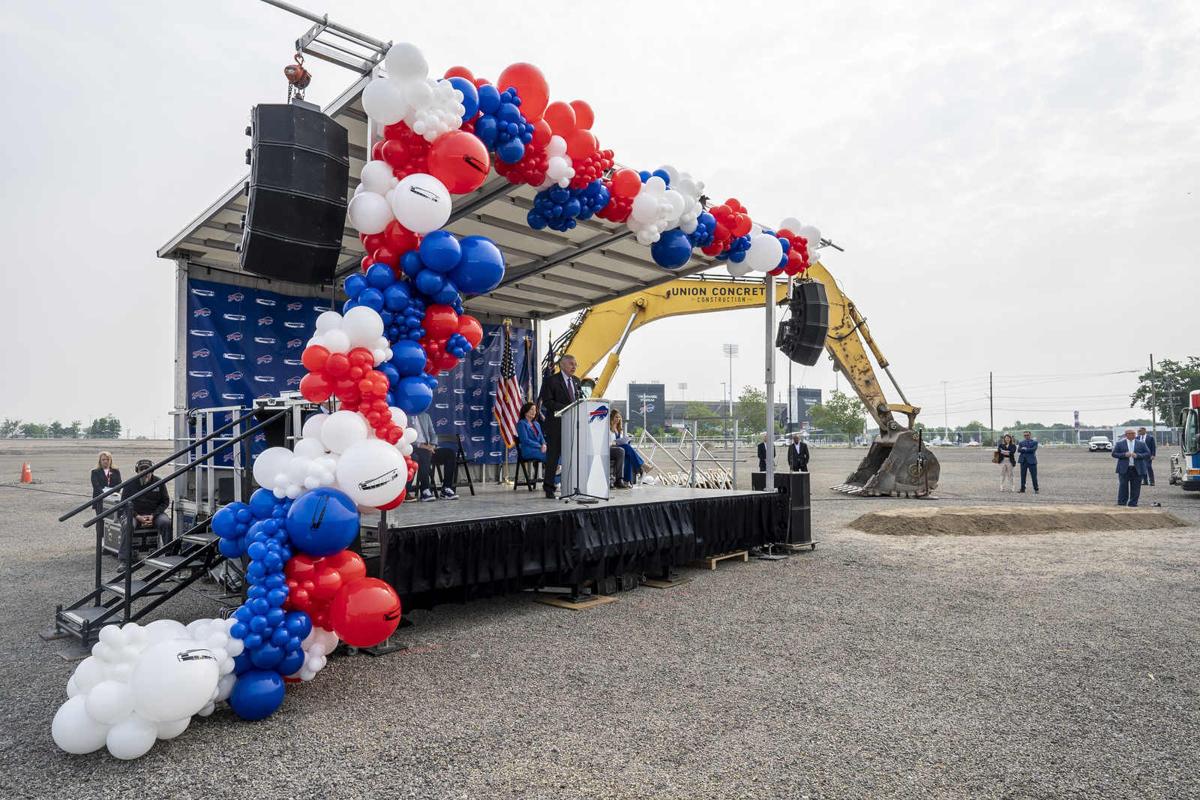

58,408,269,523
78,409,288,530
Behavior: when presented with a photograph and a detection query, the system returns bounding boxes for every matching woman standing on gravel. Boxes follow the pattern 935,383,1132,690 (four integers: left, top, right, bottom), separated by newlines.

996,434,1017,492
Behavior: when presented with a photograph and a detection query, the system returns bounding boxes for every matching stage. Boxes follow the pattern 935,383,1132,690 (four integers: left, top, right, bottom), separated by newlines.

377,483,801,609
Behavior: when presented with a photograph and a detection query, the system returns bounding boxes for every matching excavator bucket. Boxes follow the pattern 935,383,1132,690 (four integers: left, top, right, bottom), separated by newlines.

832,431,940,497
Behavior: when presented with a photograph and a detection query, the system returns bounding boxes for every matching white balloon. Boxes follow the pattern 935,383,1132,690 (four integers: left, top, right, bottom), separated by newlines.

336,438,407,507
658,164,680,185
662,190,685,219
727,260,754,277
66,676,80,698
342,306,385,348
293,437,326,460
389,408,409,430
402,78,434,111
796,225,822,248
253,447,293,490
361,77,409,126
385,42,428,81
72,656,106,693
85,680,135,726
389,173,451,234
631,192,660,224
322,328,351,355
285,456,312,485
779,217,803,232
302,413,328,441
155,717,191,741
130,640,220,724
106,714,157,761
321,410,371,455
746,233,784,272
315,310,342,333
52,695,109,755
359,160,396,196
401,426,418,445
347,192,394,235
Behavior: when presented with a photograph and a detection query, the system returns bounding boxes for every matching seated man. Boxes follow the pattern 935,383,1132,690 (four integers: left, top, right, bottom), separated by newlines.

409,412,459,501
609,441,627,489
119,458,172,562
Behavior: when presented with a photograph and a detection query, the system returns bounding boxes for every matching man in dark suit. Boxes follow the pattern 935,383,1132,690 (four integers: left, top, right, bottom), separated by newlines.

1113,428,1151,506
120,459,172,563
1137,426,1157,486
756,433,774,472
537,354,582,498
1017,430,1039,493
786,433,810,472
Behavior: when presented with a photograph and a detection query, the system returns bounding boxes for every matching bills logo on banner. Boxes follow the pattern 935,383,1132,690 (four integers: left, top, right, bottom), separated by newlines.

186,277,323,415
430,322,532,464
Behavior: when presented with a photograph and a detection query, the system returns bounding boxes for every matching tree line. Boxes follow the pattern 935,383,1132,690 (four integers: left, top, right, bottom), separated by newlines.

0,415,122,439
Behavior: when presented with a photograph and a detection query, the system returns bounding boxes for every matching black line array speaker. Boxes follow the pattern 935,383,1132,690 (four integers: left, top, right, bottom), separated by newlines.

775,280,830,365
239,102,350,285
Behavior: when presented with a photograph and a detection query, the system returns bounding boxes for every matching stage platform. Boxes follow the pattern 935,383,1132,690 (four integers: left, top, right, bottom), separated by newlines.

377,483,795,609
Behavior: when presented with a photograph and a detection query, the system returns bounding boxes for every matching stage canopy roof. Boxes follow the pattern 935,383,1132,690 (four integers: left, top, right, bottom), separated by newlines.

158,76,729,322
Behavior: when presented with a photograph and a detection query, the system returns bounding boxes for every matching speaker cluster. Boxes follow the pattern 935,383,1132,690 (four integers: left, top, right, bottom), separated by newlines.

239,103,351,285
776,280,830,366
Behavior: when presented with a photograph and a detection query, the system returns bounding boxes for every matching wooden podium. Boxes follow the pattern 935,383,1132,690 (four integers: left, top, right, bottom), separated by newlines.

559,398,612,503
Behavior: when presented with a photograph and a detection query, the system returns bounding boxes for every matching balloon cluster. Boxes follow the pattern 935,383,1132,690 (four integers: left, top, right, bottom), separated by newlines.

494,142,549,187
527,181,611,233
473,85,534,164
211,488,291,558
285,549,367,630
421,303,484,376
361,42,465,141
703,198,753,257
52,618,244,759
687,212,716,248
625,168,705,246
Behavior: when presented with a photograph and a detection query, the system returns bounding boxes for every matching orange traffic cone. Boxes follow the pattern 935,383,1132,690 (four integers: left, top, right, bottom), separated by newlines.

20,463,33,483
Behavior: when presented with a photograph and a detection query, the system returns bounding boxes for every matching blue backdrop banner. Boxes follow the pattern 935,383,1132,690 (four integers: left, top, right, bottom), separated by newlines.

186,276,531,465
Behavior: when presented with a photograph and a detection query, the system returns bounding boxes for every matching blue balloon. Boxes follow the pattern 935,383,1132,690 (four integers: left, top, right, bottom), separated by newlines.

270,627,291,648
383,282,412,312
366,262,394,288
218,537,244,559
285,488,361,557
342,299,358,314
211,503,244,539
395,376,434,415
379,361,399,389
278,648,305,676
651,228,693,269
401,251,423,279
477,83,501,115
451,236,505,294
233,652,252,676
248,488,277,520
473,115,498,146
652,168,672,186
414,269,446,297
433,281,461,305
391,339,427,377
284,611,313,640
496,138,525,164
343,272,367,299
358,287,385,311
419,230,462,272
449,76,478,121
229,670,286,721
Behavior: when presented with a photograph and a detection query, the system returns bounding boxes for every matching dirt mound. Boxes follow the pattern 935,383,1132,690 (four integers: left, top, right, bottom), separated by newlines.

850,504,1190,536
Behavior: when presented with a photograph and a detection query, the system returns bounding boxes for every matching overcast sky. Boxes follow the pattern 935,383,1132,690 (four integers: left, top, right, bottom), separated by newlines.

2,0,1197,438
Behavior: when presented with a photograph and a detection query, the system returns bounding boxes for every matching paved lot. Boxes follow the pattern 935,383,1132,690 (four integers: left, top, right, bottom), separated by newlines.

0,441,1197,799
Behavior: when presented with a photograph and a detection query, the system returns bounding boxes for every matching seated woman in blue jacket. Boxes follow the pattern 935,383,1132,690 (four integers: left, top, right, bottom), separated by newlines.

516,402,547,462
610,409,648,485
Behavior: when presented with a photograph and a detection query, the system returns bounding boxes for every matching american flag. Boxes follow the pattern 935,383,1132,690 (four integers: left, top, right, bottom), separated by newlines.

493,323,523,449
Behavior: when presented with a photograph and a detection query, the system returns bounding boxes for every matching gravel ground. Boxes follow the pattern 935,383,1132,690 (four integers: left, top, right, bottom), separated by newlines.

0,441,1197,799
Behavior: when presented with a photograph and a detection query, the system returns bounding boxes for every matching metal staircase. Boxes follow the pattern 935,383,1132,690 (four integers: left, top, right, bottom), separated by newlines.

45,406,289,647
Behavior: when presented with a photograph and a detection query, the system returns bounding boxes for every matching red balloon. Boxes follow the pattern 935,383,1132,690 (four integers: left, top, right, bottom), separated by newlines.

444,65,475,81
423,304,460,339
382,220,420,254
473,77,490,88
530,119,552,149
361,231,386,253
427,131,491,194
326,550,367,585
497,62,549,122
371,245,400,268
301,344,330,373
405,455,418,482
569,99,595,130
731,215,752,238
330,577,402,647
434,351,459,372
370,140,385,161
542,101,575,136
458,315,483,348
611,169,642,199
299,372,332,403
377,489,406,510
325,352,350,378
565,129,597,159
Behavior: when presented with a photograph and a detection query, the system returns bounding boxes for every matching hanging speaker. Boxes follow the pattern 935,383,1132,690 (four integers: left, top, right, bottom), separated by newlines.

776,280,829,365
239,102,350,284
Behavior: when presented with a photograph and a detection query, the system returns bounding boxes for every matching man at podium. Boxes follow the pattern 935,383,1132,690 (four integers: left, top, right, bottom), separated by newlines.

538,354,582,498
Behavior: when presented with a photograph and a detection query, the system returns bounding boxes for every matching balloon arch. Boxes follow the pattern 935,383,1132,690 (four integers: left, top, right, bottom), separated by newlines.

52,40,822,759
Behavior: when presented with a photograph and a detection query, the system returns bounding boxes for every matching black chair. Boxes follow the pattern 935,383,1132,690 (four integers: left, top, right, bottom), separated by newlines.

433,433,475,496
513,456,541,491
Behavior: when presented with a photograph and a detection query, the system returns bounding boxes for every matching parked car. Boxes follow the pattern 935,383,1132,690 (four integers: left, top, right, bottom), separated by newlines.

1088,436,1112,452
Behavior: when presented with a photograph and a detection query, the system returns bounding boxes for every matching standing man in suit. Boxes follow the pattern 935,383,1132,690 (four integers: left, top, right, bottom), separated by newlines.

1137,426,1157,486
1113,428,1151,506
1017,430,1039,493
787,433,810,472
756,433,774,472
538,354,582,498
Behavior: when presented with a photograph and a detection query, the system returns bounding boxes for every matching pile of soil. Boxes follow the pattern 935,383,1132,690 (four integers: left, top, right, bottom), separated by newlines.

850,504,1189,536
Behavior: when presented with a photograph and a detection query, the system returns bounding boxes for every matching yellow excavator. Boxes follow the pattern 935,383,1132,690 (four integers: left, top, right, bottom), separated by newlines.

547,262,940,496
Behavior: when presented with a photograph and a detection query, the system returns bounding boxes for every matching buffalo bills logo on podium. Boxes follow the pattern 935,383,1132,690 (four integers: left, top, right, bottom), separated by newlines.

254,336,276,345
221,393,245,402
283,321,305,329
193,307,211,318
188,370,212,378
286,376,302,387
589,405,610,423
255,297,276,307
222,353,245,361
190,287,214,297
253,375,276,383
283,358,302,366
